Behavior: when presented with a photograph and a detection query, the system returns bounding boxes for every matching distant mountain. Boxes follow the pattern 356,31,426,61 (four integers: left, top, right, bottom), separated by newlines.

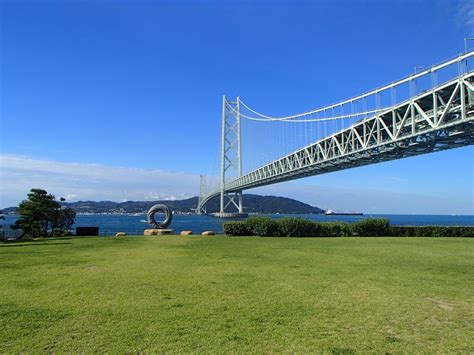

1,207,18,214
1,194,324,215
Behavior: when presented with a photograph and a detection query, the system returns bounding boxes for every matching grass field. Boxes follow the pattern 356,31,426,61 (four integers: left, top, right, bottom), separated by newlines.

0,236,473,352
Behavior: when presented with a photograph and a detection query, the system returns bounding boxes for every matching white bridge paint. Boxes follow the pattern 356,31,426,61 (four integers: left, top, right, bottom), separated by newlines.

197,57,474,213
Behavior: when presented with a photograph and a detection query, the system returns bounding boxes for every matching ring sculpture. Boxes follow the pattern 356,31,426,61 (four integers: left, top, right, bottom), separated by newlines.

147,204,173,229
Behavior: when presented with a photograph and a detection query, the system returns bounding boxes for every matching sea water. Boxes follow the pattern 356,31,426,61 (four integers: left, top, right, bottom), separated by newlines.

2,213,474,235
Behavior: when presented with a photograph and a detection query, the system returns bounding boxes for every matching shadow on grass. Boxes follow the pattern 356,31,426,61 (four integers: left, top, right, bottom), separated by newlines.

0,237,74,247
0,242,72,248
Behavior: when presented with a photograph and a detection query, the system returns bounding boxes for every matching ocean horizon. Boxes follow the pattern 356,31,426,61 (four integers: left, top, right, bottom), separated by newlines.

2,213,474,235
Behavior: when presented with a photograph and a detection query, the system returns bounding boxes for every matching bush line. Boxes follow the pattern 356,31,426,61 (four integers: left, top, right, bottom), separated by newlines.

223,217,474,238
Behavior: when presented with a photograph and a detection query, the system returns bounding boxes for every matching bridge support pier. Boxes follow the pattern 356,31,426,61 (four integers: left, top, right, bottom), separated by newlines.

196,175,207,214
215,190,246,217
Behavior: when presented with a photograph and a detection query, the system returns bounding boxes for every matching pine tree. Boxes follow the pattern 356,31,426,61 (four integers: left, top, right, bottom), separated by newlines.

14,189,76,238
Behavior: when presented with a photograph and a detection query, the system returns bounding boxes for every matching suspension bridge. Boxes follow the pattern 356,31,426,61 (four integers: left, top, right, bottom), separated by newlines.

197,52,474,217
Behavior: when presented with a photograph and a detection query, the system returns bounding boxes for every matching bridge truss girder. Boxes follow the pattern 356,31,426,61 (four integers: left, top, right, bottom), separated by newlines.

198,72,474,208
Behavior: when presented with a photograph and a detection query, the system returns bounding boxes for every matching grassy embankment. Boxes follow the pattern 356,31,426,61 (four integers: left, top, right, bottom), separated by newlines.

1,236,473,352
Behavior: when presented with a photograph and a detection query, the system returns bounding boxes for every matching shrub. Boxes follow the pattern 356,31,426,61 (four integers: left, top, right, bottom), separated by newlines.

352,218,390,236
222,217,474,238
245,216,279,237
223,221,252,236
274,219,352,237
277,218,318,237
319,222,352,237
391,226,474,238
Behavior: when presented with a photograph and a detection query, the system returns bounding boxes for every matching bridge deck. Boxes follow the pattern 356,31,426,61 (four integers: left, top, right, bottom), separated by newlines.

199,72,474,208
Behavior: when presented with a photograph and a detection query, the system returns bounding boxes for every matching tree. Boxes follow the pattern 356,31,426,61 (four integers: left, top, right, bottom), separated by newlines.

14,188,76,238
51,205,76,236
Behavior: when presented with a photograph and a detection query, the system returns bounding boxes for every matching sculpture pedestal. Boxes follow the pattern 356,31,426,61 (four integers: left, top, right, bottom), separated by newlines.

144,229,174,236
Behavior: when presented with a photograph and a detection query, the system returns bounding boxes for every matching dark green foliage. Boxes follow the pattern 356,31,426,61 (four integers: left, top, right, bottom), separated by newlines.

51,207,76,236
222,221,251,236
391,226,474,238
352,218,390,236
221,216,474,238
240,195,324,214
320,222,352,237
221,217,364,237
278,218,318,237
14,188,76,238
245,216,279,237
29,194,324,214
277,219,351,237
223,217,354,237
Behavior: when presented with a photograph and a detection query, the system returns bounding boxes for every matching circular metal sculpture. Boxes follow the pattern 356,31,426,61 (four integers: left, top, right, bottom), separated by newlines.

147,204,173,229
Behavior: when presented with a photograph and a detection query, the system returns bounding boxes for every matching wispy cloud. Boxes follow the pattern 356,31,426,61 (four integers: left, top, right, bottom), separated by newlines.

0,154,199,207
457,0,474,33
0,154,472,214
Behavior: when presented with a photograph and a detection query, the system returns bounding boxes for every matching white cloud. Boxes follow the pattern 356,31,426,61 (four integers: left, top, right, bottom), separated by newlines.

457,0,474,32
0,154,472,214
0,154,199,207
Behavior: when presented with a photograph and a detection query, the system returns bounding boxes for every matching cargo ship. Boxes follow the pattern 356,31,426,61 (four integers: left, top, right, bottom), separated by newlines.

324,209,363,216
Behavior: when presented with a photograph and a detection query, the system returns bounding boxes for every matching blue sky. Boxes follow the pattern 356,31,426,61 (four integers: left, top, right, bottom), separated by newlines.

1,0,473,213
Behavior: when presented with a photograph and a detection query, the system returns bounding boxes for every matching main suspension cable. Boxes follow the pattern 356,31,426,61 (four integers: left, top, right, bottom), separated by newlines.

227,102,386,122
238,51,474,122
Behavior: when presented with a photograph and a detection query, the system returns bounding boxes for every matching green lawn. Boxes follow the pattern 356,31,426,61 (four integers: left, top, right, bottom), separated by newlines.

0,236,473,352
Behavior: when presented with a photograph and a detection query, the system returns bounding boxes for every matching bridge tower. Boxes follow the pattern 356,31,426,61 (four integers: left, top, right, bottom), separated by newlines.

196,175,207,214
215,95,246,217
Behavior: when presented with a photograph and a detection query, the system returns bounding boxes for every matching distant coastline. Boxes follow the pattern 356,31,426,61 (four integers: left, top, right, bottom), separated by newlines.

1,194,325,215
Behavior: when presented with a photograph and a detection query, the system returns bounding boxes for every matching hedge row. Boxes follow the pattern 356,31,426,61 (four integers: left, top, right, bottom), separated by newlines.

223,217,474,238
391,225,474,238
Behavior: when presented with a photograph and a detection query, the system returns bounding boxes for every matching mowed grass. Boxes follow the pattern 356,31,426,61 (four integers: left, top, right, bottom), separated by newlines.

0,236,473,353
